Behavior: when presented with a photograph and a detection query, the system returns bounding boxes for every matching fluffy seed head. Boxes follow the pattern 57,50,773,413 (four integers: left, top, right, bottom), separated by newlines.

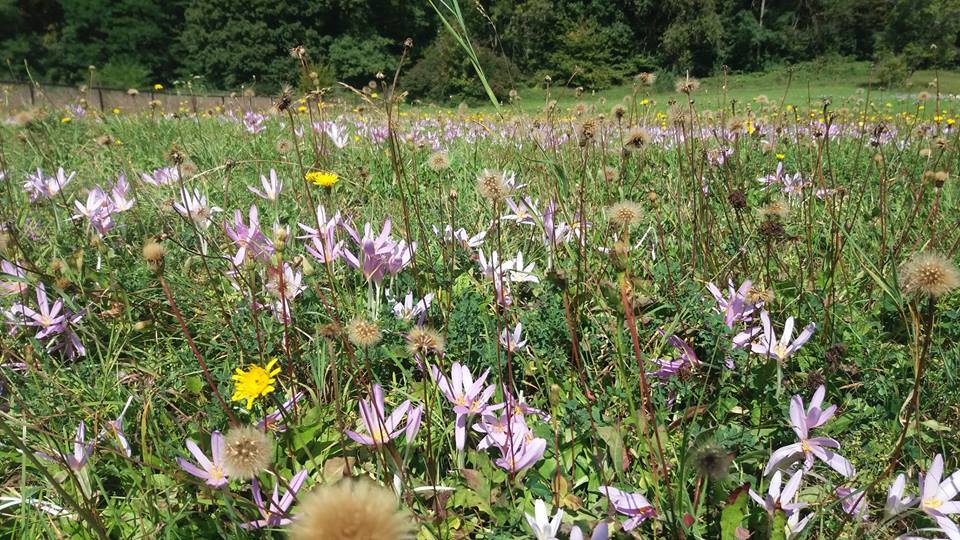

691,444,734,480
899,252,960,298
635,72,657,87
143,241,166,273
759,201,790,220
222,426,272,480
623,127,650,151
289,479,415,540
611,104,626,120
601,166,619,182
427,151,450,172
406,326,445,356
347,317,382,348
675,77,700,95
606,201,643,228
476,169,512,201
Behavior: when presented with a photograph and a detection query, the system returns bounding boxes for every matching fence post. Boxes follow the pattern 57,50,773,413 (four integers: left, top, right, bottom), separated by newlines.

97,87,105,112
28,84,35,106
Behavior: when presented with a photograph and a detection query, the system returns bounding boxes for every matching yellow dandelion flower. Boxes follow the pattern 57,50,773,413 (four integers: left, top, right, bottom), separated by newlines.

154,83,164,90
305,171,339,188
297,105,307,112
231,358,280,409
61,117,72,123
112,108,121,115
640,98,650,106
776,153,786,161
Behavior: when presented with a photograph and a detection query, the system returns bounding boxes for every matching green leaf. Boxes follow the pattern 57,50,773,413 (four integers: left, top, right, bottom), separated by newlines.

771,510,788,540
720,485,749,540
596,425,626,473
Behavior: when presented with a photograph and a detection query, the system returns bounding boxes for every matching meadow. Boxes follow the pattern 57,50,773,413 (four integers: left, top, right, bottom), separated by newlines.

1,70,960,540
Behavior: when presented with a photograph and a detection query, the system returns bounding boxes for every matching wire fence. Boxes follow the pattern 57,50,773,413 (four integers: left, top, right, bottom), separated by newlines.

0,80,277,114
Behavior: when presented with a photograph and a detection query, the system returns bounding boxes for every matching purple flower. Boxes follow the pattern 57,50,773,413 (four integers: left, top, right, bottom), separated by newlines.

140,166,179,187
749,469,806,515
72,187,116,235
110,173,136,212
243,112,266,134
224,205,274,266
323,121,349,148
0,260,28,296
502,197,540,226
345,384,420,447
249,169,283,202
11,283,66,339
299,205,343,264
431,362,496,450
258,392,304,433
36,421,94,472
886,473,917,517
390,290,434,324
433,225,485,250
747,311,815,363
649,333,701,380
494,426,546,473
917,454,960,540
174,188,221,230
764,385,854,477
599,486,656,531
24,167,75,201
176,431,228,488
341,219,415,284
240,469,308,529
499,323,527,353
570,522,609,540
836,486,869,521
706,279,758,328
99,396,134,457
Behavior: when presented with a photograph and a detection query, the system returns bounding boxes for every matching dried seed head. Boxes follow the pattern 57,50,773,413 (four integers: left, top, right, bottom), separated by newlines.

691,444,734,480
290,479,415,540
142,241,166,274
606,201,643,228
728,189,748,211
635,72,657,87
406,326,445,356
675,77,700,95
476,169,512,201
427,151,450,172
222,426,272,480
899,252,960,298
347,317,382,348
623,127,650,151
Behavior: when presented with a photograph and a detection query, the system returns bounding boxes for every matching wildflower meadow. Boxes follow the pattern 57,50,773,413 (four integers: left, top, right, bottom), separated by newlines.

2,48,960,540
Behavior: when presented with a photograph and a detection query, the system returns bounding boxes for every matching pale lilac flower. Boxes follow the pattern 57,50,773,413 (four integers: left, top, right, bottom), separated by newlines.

431,362,496,450
36,421,94,472
499,323,527,352
176,431,228,488
917,454,960,540
887,473,917,517
494,427,546,473
706,279,758,328
525,499,563,540
391,290,434,324
12,284,86,360
259,392,304,433
758,161,785,188
249,169,282,202
599,486,656,530
786,510,814,539
508,251,539,284
24,167,75,201
140,166,179,187
341,219,416,283
502,197,540,226
836,486,869,521
243,111,266,134
749,469,806,515
224,206,274,266
0,260,28,296
764,386,854,477
345,384,419,447
240,469,308,529
72,187,115,235
110,173,135,212
650,333,701,379
324,121,349,148
433,225,485,250
473,409,525,451
749,311,815,363
173,188,221,230
298,205,343,264
570,522,609,540
99,396,134,457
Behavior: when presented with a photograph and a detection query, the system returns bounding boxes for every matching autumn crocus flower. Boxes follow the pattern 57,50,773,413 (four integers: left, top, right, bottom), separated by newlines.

499,323,527,353
599,486,656,531
570,522,609,540
99,396,134,457
431,362,496,450
0,260,28,296
231,358,280,410
176,431,228,488
258,391,304,433
749,469,807,515
748,311,815,363
706,279,758,328
886,473,917,517
35,421,94,472
240,469,308,529
525,499,563,540
345,384,420,447
917,454,960,540
224,205,273,266
248,169,283,202
173,188,221,230
764,385,854,477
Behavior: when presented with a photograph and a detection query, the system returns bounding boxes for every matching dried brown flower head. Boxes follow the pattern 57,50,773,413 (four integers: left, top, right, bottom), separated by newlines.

899,252,960,298
290,479,415,540
347,317,382,348
406,326,445,356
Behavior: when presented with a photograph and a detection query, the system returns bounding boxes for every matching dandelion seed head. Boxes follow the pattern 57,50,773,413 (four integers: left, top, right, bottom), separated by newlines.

606,201,643,228
427,151,450,172
222,426,272,480
290,479,415,540
899,252,960,298
476,169,512,201
691,444,733,480
623,127,650,151
347,317,382,348
406,326,445,356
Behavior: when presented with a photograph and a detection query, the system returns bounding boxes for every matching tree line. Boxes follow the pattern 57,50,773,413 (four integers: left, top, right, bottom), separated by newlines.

1,0,958,102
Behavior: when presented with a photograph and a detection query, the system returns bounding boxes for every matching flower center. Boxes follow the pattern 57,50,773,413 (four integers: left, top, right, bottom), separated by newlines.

923,497,944,510
773,343,789,360
801,439,812,453
210,465,224,481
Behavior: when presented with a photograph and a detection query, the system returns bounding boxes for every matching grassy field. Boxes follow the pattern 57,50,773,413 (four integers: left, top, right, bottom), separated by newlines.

0,71,959,540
